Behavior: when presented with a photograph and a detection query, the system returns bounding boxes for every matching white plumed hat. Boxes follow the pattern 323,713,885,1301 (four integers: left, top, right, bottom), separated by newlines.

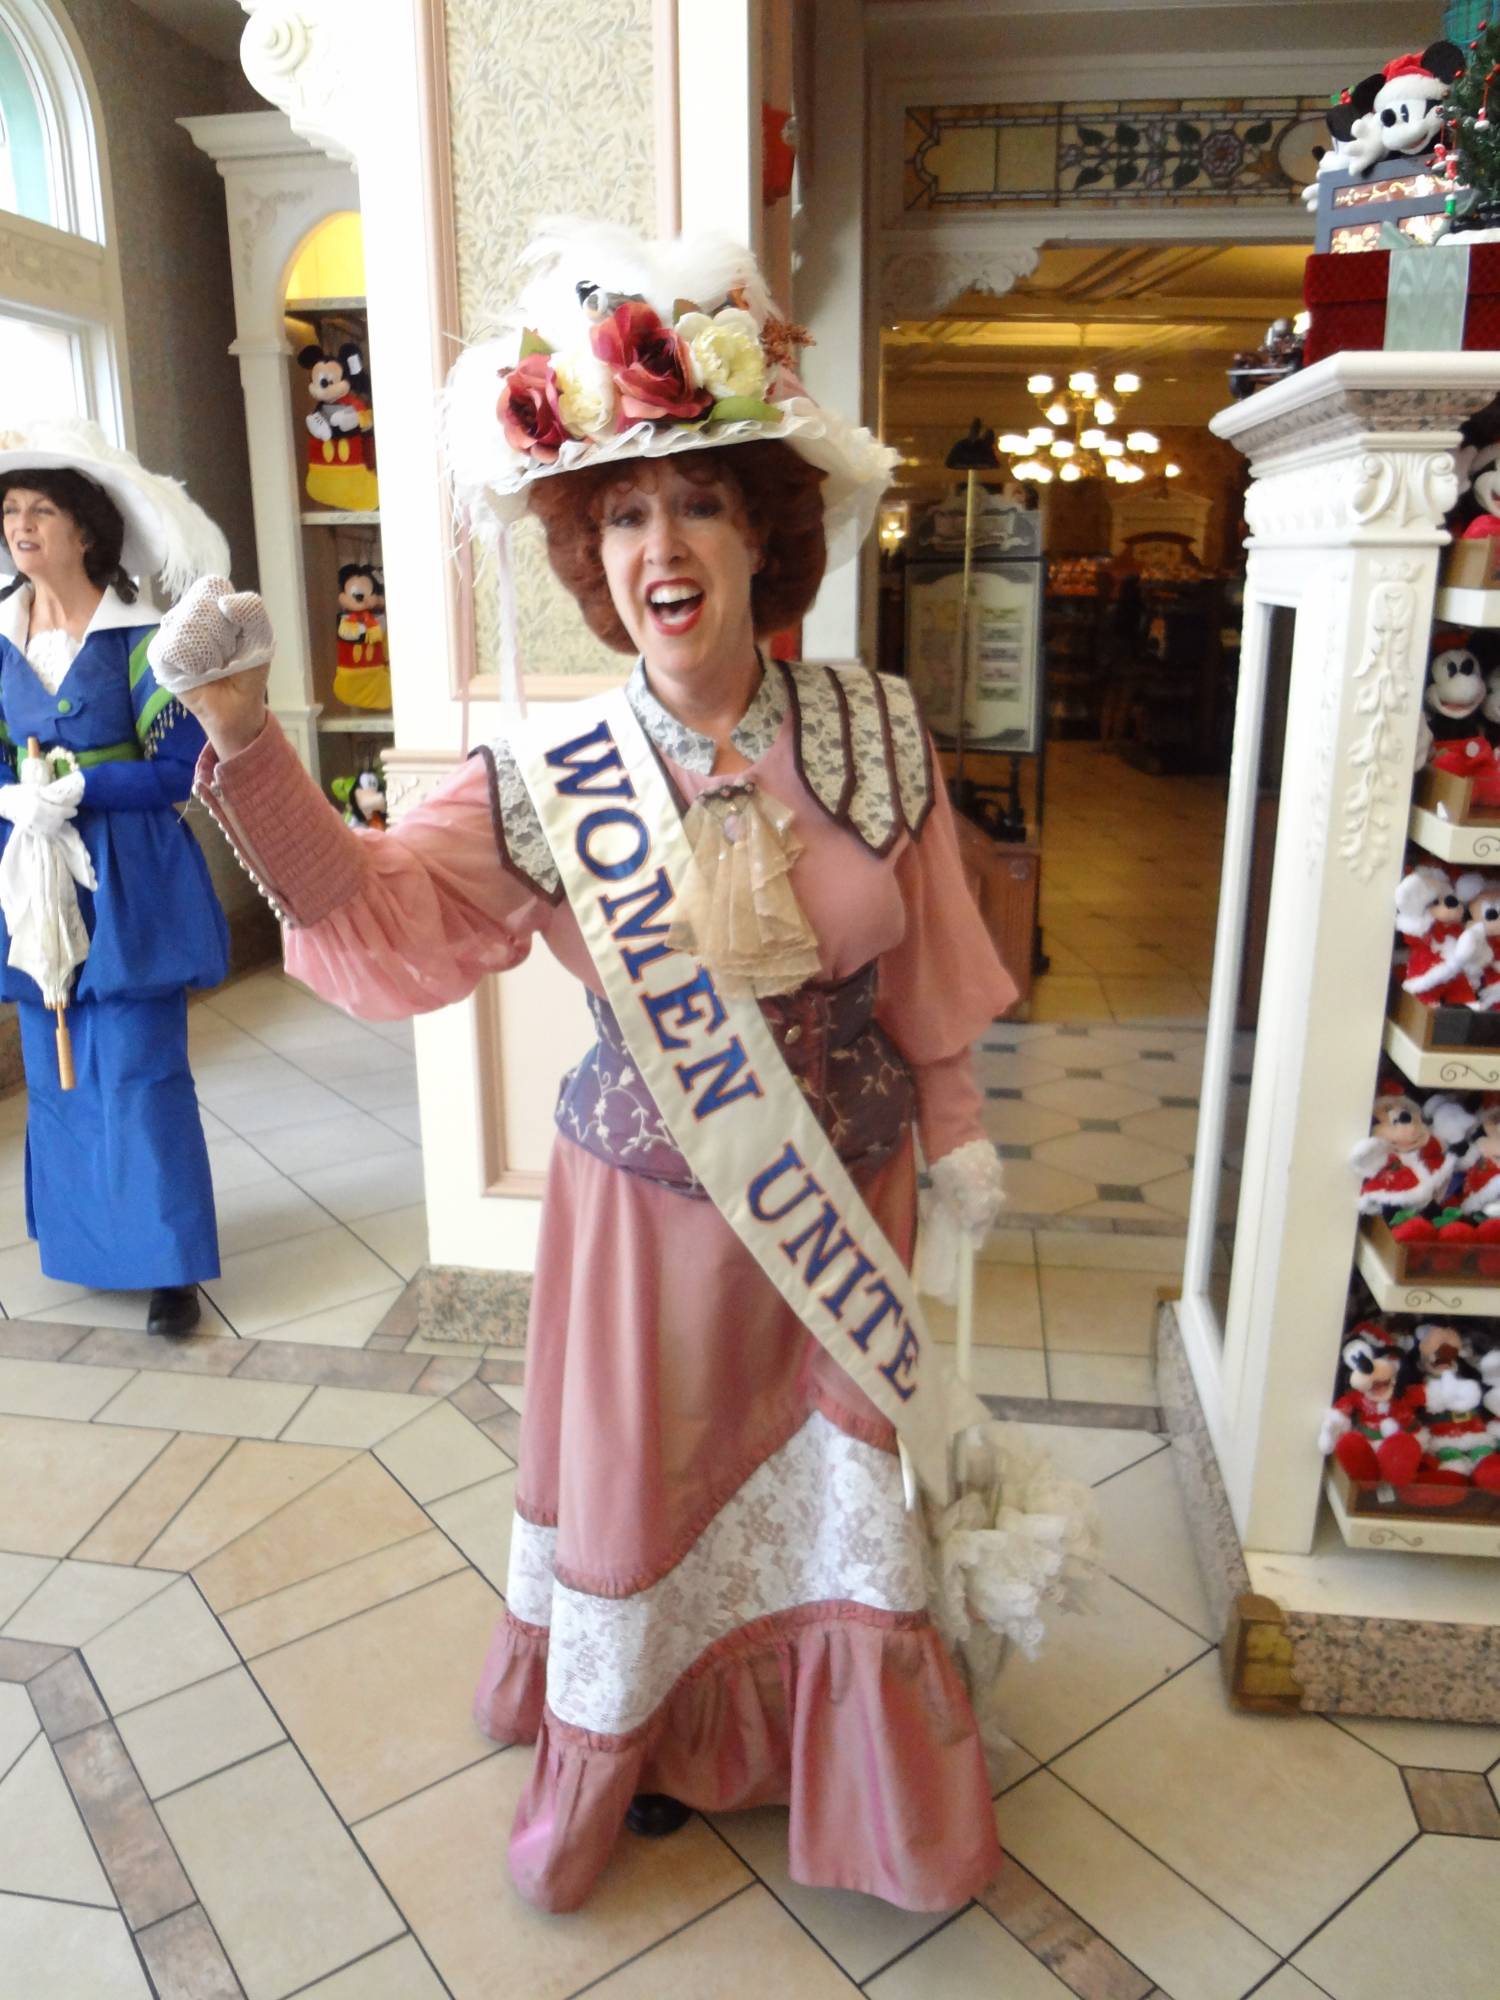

0,418,228,603
440,217,898,574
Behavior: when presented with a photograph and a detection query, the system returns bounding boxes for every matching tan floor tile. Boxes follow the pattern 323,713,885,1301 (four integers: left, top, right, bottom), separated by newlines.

1032,1131,1185,1188
1014,1424,1165,1489
1027,1076,1160,1122
204,1224,399,1338
83,1575,239,1716
159,1742,403,2000
999,1770,1275,2000
1038,1268,1166,1357
923,1264,1044,1351
374,1400,516,1501
1030,976,1113,1022
424,1469,517,1594
357,1753,751,2000
1047,1353,1159,1406
587,1883,860,1996
866,1905,1071,1998
1102,978,1206,1022
1056,1655,1416,1956
978,1226,1036,1267
1098,1056,1202,1095
706,1805,957,1980
92,1371,312,1442
1296,1834,1500,2000
0,1553,55,1626
1095,1449,1216,1639
990,1574,1206,1763
133,1904,243,2000
74,1434,234,1567
1404,1769,1500,1837
1251,1971,1329,2000
2,1559,173,1646
212,1177,338,1258
278,1385,430,1449
0,1239,92,1317
0,1680,39,1780
1068,1202,1184,1227
348,1203,428,1280
249,1288,406,1349
224,1526,465,1660
0,1898,153,1999
294,1936,449,1999
984,1102,1080,1149
935,1341,1049,1398
142,1440,356,1571
116,1666,284,1800
0,1355,134,1421
1119,1106,1202,1153
1333,1715,1500,1773
990,1159,1096,1217
977,1052,1069,1091
191,1454,432,1614
0,1732,114,1904
293,1149,427,1221
0,1415,170,1557
1032,1230,1184,1275
253,1568,500,1822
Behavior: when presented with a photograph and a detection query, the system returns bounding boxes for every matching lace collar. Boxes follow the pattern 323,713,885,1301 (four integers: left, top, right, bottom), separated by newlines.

625,655,788,775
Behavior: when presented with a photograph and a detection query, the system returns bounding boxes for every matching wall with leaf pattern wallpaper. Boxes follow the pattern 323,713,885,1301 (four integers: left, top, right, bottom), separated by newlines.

442,0,658,681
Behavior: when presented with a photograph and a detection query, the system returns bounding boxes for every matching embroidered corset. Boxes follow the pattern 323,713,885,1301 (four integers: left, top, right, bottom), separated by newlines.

556,961,913,1197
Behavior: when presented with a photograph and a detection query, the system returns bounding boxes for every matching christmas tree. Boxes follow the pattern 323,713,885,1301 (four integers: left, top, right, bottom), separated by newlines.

1446,19,1500,226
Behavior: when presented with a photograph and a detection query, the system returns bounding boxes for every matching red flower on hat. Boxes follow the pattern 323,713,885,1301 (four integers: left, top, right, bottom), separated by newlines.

590,301,712,425
497,353,569,462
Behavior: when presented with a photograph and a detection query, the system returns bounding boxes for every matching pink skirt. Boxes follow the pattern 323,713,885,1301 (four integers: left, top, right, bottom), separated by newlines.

474,1134,1002,1913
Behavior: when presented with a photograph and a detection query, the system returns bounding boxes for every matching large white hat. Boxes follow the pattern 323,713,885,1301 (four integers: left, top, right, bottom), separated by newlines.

0,418,228,601
441,219,898,571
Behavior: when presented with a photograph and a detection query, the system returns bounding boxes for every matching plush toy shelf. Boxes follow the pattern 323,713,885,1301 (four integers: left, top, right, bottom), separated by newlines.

1381,1013,1500,1088
300,509,381,527
1356,1221,1500,1312
1434,585,1500,628
1407,803,1500,864
1325,1463,1500,1557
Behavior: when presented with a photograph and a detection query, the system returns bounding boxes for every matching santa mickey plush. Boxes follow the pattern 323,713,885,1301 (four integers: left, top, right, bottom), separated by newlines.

1319,1323,1424,1486
1351,1078,1461,1238
1371,43,1465,164
1411,1322,1500,1490
1394,863,1488,1007
1302,77,1387,208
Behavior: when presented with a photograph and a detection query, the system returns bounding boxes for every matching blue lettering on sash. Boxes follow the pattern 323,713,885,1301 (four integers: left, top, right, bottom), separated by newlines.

822,1248,876,1317
846,1278,903,1353
577,806,650,881
675,1037,764,1116
876,1319,921,1401
599,868,675,981
545,721,634,797
747,1143,816,1220
780,1201,861,1284
641,967,726,1050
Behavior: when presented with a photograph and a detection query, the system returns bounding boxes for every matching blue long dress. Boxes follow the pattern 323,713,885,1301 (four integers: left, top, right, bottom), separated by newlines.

0,586,227,1290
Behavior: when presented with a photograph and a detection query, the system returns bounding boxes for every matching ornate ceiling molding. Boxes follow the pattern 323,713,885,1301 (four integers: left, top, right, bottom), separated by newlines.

237,1,361,166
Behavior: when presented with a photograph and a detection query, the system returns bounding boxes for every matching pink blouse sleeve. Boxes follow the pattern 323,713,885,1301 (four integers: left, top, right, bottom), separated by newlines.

196,718,551,1021
875,772,1018,1164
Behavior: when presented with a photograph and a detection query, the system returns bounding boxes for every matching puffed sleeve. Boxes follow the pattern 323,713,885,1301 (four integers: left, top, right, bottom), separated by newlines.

195,717,551,1020
874,772,1018,1164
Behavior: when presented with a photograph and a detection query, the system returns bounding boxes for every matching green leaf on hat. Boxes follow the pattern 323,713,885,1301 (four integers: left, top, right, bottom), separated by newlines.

708,396,782,424
519,327,554,358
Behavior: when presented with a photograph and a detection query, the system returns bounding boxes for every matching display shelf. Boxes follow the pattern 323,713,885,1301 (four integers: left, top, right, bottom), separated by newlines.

300,509,380,527
1382,1014,1500,1087
1355,1225,1500,1313
1326,1466,1500,1558
1434,584,1500,628
317,713,393,733
1407,803,1500,863
286,295,367,314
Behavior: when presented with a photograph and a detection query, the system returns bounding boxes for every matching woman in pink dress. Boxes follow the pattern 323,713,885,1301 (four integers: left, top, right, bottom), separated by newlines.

156,224,1018,1915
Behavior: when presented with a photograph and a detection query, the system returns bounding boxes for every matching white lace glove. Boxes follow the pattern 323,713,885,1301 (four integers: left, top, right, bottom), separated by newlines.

917,1138,1005,1305
146,576,275,694
0,764,85,841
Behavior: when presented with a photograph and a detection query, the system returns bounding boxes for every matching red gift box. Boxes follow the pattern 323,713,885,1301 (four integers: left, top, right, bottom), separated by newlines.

1303,245,1500,365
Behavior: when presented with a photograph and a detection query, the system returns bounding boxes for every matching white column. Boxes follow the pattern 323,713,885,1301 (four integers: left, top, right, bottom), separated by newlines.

676,0,761,246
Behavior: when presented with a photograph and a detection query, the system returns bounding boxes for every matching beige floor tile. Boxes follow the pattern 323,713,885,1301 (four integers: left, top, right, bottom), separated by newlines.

1141,1168,1196,1221
159,1742,403,2000
251,1289,406,1349
1032,1131,1186,1188
0,1553,54,1626
977,1052,1069,1091
2,1559,173,1646
213,1177,339,1258
1032,1228,1185,1275
84,1574,239,1715
0,1681,39,1781
983,1102,1080,1148
293,1149,427,1222
990,1574,1206,1763
0,1415,171,1557
0,1733,115,1905
935,1341,1049,1398
1250,1970,1330,2000
30,1289,235,1337
204,1225,400,1338
425,1469,517,1594
1038,1267,1166,1357
923,1264,1044,1351
0,1897,153,2000
1068,1201,1185,1228
1056,1655,1416,1957
191,1454,432,1614
207,1077,368,1136
252,1568,500,1822
374,1400,516,1501
330,1066,419,1113
1095,1449,1216,1639
1046,1353,1159,1405
706,1805,957,1980
0,1176,32,1251
222,1526,464,1659
92,1370,311,1441
371,1103,423,1142
978,1226,1035,1267
1333,1715,1500,1773
246,1110,415,1177
1098,1054,1203,1094
865,1904,1071,1998
999,1770,1276,1999
206,1133,286,1194
140,1439,355,1571
286,1031,420,1080
588,1883,860,1996
1102,977,1206,1021
0,1239,92,1317
346,1205,428,1283
0,1355,135,1421
74,1433,235,1567
1029,976,1114,1022
294,1936,449,1999
1119,1106,1202,1154
1296,1834,1500,2000
1014,1423,1165,1489
116,1665,284,1800
1026,1075,1160,1122
278,1385,430,1449
356,1753,751,2000
990,1160,1096,1217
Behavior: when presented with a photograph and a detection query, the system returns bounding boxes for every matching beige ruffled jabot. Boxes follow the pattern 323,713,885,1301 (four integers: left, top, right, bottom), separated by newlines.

667,780,821,998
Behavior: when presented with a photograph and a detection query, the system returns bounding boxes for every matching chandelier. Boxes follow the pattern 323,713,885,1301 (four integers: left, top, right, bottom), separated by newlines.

1001,368,1180,486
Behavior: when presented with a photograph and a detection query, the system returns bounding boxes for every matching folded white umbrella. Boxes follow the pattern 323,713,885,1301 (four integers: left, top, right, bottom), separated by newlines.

0,744,96,1088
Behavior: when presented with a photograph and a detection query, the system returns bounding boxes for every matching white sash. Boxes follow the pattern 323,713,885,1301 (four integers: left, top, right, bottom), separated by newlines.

512,688,987,1502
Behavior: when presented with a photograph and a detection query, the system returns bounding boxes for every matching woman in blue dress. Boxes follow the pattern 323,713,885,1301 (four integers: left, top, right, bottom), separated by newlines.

0,421,230,1335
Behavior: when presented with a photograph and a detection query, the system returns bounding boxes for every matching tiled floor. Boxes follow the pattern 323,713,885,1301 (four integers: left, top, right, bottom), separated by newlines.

3,1317,1500,1999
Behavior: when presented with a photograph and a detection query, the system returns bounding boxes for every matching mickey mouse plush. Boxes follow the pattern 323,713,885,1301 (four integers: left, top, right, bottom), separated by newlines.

333,561,392,711
1372,44,1465,164
297,340,379,511
1319,1323,1424,1486
1302,77,1386,209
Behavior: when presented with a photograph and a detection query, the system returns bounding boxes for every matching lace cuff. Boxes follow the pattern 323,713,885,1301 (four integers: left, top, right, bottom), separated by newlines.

194,718,365,928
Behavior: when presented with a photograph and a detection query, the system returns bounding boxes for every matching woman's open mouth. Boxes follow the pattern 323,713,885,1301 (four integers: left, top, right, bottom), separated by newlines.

646,580,705,635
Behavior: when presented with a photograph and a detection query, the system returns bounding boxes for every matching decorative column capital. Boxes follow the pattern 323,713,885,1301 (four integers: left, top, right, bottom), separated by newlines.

237,0,361,166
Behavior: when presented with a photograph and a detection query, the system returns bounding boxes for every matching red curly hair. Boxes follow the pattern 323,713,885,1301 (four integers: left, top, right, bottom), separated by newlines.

526,440,826,653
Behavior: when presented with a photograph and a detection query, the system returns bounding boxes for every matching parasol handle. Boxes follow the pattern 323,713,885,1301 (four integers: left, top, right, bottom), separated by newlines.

26,738,77,1093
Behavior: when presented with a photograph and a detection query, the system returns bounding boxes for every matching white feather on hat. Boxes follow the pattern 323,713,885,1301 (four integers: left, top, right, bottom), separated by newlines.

0,418,228,603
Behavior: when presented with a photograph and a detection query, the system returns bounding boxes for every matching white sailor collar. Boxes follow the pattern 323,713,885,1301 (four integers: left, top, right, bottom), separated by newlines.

625,654,788,774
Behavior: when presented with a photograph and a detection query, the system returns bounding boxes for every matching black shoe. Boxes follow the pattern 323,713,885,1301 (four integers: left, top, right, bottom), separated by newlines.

146,1286,201,1337
624,1793,692,1838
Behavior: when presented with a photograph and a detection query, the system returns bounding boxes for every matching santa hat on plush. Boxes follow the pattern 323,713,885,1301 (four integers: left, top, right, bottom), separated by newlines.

1394,862,1459,936
1377,49,1458,109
